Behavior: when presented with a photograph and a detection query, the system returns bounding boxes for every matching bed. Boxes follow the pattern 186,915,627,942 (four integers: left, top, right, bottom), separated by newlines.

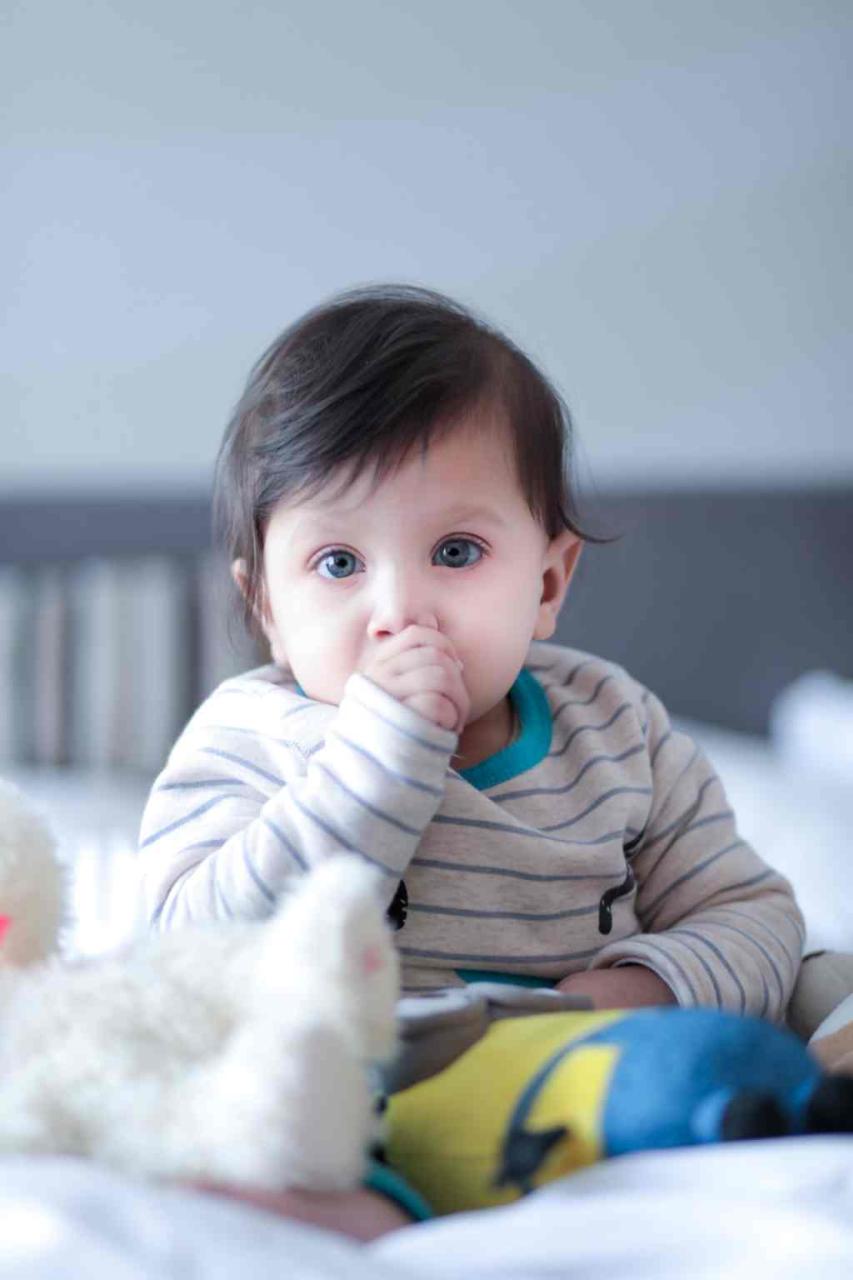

1,486,852,1275
1,1138,852,1279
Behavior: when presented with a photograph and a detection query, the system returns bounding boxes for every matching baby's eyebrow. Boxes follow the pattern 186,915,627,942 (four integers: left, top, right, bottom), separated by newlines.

296,504,507,533
440,506,508,527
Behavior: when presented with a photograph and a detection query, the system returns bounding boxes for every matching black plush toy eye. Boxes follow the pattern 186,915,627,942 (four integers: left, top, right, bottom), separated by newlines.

387,879,408,930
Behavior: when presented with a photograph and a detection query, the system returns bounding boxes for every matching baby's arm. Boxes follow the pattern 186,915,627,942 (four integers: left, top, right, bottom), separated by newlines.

555,964,676,1008
583,687,805,1022
186,1181,412,1241
138,667,458,930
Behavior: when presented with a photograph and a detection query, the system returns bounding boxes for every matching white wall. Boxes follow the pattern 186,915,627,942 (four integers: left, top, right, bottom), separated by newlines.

2,0,851,494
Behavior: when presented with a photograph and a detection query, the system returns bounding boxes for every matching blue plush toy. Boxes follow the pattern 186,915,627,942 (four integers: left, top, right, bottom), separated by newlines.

385,1005,853,1215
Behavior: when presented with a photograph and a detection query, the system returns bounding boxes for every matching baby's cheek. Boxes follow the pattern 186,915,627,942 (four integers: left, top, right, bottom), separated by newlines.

298,654,351,705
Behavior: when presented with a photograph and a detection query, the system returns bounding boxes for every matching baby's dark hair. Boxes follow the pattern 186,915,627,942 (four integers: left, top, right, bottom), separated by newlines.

214,282,603,641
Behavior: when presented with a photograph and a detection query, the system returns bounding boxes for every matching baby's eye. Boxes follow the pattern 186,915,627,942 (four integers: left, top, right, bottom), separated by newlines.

313,537,485,580
316,549,360,580
434,537,485,569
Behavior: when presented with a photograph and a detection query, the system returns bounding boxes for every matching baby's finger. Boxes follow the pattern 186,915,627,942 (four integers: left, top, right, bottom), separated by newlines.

396,663,468,730
404,691,459,732
378,626,460,664
380,646,462,678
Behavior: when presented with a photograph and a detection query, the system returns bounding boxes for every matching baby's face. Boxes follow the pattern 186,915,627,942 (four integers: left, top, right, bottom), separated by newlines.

253,411,580,736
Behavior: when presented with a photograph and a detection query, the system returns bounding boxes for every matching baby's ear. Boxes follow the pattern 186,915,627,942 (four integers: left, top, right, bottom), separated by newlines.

232,560,284,663
232,559,269,627
231,558,249,600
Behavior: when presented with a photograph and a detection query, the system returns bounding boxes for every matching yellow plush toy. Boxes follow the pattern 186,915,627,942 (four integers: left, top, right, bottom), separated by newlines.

385,1000,853,1216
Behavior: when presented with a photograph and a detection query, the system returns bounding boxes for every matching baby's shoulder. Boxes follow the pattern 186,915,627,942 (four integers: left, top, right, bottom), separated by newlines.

526,640,648,708
178,663,330,755
192,661,294,716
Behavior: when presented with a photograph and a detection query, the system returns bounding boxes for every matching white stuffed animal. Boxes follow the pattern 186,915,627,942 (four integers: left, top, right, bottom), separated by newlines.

0,779,400,1192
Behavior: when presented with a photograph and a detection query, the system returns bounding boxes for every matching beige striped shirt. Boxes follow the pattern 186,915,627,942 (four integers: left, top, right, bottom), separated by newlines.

138,641,804,1021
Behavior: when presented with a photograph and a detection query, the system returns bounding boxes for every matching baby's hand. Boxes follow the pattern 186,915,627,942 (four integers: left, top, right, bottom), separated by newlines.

555,966,677,1009
360,625,470,734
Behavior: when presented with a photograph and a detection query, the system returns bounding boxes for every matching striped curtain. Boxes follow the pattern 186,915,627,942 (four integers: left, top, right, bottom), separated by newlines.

0,552,263,772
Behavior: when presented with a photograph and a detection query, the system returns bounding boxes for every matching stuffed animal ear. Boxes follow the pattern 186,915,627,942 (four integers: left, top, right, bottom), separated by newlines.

359,941,386,976
0,780,65,965
340,908,400,1064
249,856,400,1068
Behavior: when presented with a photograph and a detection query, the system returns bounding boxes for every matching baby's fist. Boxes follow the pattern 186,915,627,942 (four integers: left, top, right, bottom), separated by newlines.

360,625,469,734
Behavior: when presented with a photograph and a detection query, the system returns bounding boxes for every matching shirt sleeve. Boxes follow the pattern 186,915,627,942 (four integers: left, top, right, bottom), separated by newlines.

137,671,456,931
588,686,806,1023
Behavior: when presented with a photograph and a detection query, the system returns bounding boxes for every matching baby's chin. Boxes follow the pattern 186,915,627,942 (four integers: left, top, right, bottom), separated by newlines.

299,688,342,706
285,668,339,704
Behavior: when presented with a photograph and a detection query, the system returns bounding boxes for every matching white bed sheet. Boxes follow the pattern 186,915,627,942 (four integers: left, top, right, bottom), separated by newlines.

673,717,853,954
2,766,153,955
2,1138,852,1280
2,731,852,1279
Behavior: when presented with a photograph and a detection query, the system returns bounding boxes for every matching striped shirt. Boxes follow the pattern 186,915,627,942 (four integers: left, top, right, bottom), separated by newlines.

137,641,804,1021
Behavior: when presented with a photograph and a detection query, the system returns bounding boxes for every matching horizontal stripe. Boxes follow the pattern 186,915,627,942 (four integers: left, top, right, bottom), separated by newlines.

713,904,801,977
607,936,700,1005
156,777,250,792
707,917,783,1009
325,727,445,796
672,867,777,919
288,791,398,876
551,672,616,714
643,771,715,846
432,812,628,848
542,785,653,834
526,656,595,687
261,816,308,871
241,831,276,903
641,838,746,925
399,944,603,965
200,746,285,788
137,641,803,1021
411,856,630,883
549,702,633,758
494,742,646,803
313,761,423,835
207,723,311,754
669,928,743,1012
351,684,453,755
409,900,599,922
140,793,239,849
649,728,672,767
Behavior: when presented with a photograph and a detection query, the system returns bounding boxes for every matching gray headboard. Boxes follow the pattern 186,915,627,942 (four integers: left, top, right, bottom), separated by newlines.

560,488,851,734
1,487,850,743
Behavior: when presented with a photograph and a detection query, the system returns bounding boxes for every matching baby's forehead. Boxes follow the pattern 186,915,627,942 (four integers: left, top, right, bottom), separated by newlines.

281,490,512,530
269,420,528,530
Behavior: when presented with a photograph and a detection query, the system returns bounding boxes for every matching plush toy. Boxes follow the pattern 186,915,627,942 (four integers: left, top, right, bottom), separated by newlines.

0,779,400,1193
385,995,853,1215
3,778,853,1222
788,950,853,1074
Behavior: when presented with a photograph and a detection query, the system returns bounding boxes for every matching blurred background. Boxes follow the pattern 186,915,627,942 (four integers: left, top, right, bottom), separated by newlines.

3,0,851,491
1,1,850,952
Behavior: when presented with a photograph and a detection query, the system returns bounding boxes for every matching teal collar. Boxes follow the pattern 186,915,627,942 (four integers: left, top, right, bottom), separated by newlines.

456,666,551,790
293,664,552,790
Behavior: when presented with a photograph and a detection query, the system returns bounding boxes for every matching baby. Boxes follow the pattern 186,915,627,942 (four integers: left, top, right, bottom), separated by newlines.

138,282,804,1232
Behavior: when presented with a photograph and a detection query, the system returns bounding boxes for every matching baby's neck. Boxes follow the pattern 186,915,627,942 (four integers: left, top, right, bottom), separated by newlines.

451,695,516,771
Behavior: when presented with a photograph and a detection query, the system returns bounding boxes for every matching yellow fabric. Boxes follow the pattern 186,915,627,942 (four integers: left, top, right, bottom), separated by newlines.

386,1010,624,1215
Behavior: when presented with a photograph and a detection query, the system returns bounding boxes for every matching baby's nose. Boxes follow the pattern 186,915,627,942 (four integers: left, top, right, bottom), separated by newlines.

367,561,443,636
371,607,439,639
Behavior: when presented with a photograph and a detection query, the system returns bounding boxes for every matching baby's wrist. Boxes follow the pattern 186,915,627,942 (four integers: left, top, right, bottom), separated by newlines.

556,964,677,1009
